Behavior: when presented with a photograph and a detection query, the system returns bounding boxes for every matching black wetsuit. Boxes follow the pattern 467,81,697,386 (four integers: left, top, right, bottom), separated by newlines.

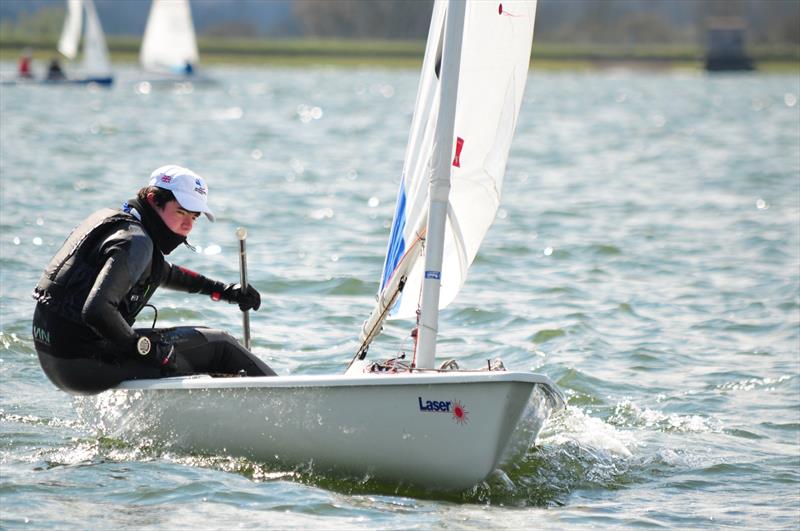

31,198,275,395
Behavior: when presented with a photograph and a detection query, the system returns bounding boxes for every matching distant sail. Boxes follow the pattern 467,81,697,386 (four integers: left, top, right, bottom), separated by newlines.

58,0,83,60
57,0,112,79
379,0,537,320
140,0,200,73
81,0,111,76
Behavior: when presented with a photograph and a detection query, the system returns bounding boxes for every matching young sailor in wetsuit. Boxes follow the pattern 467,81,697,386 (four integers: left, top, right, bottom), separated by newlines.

31,164,277,395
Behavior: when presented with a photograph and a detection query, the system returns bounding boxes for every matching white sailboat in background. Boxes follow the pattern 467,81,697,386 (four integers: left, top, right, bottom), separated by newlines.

102,0,563,491
139,0,210,82
48,0,113,85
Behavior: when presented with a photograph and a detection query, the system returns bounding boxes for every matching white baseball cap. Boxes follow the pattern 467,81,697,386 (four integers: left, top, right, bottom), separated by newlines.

148,165,215,221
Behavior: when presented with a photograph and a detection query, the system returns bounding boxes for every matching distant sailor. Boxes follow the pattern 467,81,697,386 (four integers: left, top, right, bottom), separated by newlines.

31,165,276,395
18,48,33,79
45,58,65,81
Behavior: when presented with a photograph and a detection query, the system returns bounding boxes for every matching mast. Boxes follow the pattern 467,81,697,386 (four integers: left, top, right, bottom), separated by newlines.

415,0,466,369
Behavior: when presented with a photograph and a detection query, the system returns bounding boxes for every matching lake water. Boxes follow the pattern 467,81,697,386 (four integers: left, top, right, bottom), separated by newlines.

1,64,798,529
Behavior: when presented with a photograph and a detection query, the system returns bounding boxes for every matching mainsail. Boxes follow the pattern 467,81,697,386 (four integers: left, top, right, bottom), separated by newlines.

81,0,112,77
358,0,538,359
140,0,200,73
57,0,82,60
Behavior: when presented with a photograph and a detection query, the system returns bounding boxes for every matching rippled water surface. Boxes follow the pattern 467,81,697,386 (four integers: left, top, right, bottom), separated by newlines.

1,64,798,529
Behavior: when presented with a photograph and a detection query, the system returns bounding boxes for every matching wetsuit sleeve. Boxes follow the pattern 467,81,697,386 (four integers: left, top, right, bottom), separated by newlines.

81,228,153,346
162,263,226,300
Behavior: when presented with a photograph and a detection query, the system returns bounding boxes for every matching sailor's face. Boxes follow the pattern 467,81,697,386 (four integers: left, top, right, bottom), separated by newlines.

157,199,200,237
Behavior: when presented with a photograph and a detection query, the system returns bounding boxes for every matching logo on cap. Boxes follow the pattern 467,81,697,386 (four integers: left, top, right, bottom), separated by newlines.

194,178,207,196
161,175,172,183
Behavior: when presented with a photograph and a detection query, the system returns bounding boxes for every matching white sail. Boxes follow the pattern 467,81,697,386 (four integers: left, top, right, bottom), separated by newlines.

360,0,537,355
56,0,112,79
57,0,82,60
140,0,200,73
81,0,112,76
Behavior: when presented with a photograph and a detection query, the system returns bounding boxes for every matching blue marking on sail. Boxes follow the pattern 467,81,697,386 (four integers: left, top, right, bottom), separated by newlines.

380,180,408,299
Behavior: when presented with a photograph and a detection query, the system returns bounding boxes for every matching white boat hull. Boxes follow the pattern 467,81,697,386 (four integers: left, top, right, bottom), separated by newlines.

99,371,564,490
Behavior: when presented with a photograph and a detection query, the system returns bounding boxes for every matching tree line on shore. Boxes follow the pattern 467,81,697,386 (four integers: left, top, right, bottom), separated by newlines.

1,0,798,46
294,0,799,46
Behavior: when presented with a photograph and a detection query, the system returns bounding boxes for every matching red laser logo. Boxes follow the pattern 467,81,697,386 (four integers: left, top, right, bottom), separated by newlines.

452,400,469,425
418,397,469,425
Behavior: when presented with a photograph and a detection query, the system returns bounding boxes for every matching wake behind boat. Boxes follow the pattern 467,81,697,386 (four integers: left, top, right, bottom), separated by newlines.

97,0,564,491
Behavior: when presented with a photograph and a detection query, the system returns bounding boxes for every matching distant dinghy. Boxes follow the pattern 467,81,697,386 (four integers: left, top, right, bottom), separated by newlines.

139,0,213,84
53,0,113,85
101,0,563,492
5,0,114,86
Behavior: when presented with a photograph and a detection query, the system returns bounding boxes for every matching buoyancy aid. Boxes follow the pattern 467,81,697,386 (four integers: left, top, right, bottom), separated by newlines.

32,208,165,332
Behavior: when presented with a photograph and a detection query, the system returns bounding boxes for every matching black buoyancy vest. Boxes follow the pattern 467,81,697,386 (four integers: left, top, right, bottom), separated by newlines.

33,208,165,326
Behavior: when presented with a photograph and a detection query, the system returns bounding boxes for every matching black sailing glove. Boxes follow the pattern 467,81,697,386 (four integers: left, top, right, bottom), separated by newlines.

169,267,260,312
215,283,261,312
134,335,177,372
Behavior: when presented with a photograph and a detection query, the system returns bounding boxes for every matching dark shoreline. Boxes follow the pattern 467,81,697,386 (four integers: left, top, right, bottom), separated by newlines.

1,36,796,71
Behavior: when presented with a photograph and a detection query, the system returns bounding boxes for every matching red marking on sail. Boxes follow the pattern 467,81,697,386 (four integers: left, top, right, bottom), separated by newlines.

499,3,522,17
452,137,464,167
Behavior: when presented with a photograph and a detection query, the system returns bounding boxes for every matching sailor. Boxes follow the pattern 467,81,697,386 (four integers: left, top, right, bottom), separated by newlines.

18,48,33,79
31,165,277,395
45,58,65,81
